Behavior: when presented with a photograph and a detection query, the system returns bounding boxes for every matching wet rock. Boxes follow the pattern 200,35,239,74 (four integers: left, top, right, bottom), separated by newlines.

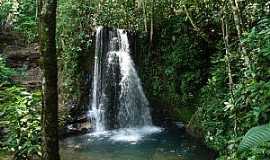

11,67,42,89
59,114,93,138
0,31,24,46
1,32,41,89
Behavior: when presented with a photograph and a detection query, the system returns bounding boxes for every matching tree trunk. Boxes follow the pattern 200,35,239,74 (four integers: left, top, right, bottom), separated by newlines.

229,0,252,76
183,5,208,41
38,0,60,159
229,0,243,40
221,7,233,92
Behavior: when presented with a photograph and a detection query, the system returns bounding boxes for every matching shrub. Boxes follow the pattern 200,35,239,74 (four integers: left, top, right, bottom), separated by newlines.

0,87,42,160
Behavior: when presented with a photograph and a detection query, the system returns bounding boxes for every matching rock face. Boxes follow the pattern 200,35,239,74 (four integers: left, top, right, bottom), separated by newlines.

0,32,42,89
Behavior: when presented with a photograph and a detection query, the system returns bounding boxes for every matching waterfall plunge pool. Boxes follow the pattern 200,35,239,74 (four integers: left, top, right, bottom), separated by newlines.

60,27,215,160
60,126,215,160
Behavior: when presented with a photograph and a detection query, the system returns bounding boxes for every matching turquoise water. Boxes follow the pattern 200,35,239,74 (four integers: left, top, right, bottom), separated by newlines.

60,127,213,160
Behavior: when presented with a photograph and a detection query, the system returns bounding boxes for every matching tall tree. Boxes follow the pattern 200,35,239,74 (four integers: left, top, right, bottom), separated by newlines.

38,0,60,159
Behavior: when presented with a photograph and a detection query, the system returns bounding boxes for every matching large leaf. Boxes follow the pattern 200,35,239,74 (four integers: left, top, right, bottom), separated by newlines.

239,123,270,152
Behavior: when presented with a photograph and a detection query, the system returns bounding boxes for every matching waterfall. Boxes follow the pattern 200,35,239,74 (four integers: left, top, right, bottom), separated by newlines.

88,26,105,132
88,27,152,132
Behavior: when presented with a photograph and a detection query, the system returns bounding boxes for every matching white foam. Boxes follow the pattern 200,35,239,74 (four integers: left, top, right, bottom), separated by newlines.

110,126,162,142
88,126,163,143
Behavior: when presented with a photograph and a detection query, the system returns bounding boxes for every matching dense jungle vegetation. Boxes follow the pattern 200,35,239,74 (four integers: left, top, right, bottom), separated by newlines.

0,0,270,159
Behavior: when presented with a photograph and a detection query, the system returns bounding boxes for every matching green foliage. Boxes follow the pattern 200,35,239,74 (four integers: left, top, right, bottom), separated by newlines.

239,123,270,152
13,0,38,42
197,51,230,151
140,16,211,122
3,0,268,159
95,0,140,30
0,56,41,159
0,0,12,28
0,0,37,42
0,56,15,85
196,16,270,159
57,0,94,104
51,0,270,159
0,87,41,160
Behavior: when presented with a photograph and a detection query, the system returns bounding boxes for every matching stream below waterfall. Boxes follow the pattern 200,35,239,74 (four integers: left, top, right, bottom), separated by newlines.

60,127,214,160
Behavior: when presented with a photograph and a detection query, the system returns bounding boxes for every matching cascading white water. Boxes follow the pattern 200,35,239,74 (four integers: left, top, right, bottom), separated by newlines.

88,27,156,138
88,26,105,132
116,30,152,128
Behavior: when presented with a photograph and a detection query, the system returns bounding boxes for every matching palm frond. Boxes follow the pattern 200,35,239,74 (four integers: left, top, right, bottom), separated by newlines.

239,123,270,152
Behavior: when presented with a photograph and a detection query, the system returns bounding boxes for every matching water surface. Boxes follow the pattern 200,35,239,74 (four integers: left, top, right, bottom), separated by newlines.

60,127,213,160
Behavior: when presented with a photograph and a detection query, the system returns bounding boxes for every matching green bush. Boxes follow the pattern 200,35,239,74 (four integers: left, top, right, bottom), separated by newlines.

0,87,41,160
196,18,270,159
